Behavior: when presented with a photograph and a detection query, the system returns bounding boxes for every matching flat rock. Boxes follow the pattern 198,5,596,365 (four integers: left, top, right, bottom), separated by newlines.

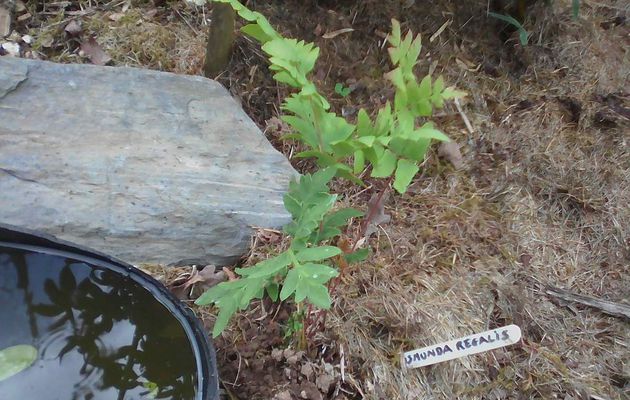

0,57,296,266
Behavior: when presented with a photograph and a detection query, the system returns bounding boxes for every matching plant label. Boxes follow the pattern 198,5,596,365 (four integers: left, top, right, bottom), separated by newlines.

402,324,522,369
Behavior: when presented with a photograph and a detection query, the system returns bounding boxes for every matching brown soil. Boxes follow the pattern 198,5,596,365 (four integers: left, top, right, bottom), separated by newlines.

6,0,629,399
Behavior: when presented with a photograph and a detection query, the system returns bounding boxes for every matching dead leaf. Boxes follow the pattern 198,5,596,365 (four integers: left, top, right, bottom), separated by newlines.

169,269,204,300
80,37,111,65
519,253,532,267
108,12,126,22
365,191,390,236
197,265,226,290
143,8,158,19
223,267,238,281
455,57,471,71
265,116,291,137
168,266,226,300
322,28,354,39
316,371,336,393
300,363,315,380
438,141,464,170
64,20,82,36
256,228,282,244
38,32,54,48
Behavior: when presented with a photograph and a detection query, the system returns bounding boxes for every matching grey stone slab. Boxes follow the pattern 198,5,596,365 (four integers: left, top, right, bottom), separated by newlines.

0,57,296,266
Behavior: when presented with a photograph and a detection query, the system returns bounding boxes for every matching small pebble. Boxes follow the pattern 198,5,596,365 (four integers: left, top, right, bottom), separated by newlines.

1,41,20,57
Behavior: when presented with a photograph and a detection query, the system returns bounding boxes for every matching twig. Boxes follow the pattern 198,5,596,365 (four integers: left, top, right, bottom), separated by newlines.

340,344,346,382
353,175,393,252
546,286,630,320
219,378,240,400
233,352,242,385
454,98,474,135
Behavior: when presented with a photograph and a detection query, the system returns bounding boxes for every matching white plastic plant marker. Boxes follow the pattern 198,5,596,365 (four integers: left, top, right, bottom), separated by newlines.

402,324,522,369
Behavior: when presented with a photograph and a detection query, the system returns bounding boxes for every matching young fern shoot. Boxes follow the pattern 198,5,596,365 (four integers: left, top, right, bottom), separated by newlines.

194,0,464,338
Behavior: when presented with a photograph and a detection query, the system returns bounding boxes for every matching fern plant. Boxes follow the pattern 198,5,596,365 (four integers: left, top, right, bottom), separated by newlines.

194,0,464,338
196,168,364,337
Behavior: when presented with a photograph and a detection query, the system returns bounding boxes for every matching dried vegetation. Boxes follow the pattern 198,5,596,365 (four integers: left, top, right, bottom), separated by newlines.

5,0,628,398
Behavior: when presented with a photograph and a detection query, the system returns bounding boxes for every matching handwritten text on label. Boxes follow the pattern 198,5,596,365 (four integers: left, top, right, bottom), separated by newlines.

402,324,522,369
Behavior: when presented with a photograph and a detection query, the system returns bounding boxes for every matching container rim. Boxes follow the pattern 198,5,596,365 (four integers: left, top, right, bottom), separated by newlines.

0,222,219,400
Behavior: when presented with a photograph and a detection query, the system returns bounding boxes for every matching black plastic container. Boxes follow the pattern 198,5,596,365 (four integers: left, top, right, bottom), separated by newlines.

0,223,219,400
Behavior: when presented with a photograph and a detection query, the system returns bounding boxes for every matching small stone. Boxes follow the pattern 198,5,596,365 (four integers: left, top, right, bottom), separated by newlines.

300,363,315,380
20,34,31,44
1,41,19,56
285,350,304,365
271,348,284,362
299,382,323,400
273,390,292,400
316,372,336,393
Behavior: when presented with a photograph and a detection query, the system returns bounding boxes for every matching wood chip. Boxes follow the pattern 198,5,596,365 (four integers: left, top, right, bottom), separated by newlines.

16,12,30,22
0,7,12,37
322,28,354,39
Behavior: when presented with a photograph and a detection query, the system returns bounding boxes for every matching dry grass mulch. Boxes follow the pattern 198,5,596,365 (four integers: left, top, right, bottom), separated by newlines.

7,0,629,398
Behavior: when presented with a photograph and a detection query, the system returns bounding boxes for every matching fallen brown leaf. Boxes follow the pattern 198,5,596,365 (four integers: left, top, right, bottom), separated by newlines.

223,267,238,281
38,32,54,48
197,266,226,290
365,190,390,236
143,8,158,19
169,269,203,300
64,20,82,36
80,37,111,66
108,12,125,22
313,24,323,36
168,266,226,300
256,228,282,244
438,141,464,170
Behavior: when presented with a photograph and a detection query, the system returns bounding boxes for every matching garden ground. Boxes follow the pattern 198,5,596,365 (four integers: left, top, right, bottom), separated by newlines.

9,0,629,398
